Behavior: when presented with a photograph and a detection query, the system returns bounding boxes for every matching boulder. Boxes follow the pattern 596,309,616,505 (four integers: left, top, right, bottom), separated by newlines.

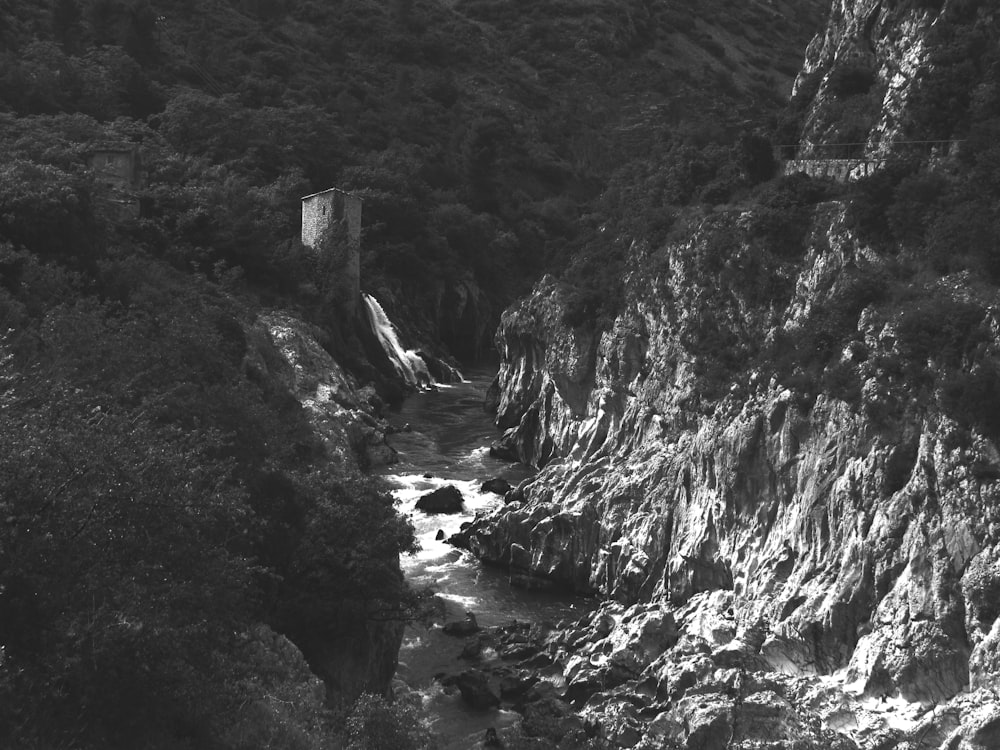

673,694,734,750
481,477,513,496
443,611,481,637
415,485,464,513
442,669,500,710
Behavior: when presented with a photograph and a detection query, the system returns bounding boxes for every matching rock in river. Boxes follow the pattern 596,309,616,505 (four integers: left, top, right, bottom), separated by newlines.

441,669,500,710
415,484,464,513
443,611,481,637
480,477,513,496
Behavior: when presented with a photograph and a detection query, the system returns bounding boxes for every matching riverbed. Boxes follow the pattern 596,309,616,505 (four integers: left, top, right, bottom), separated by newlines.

379,369,591,749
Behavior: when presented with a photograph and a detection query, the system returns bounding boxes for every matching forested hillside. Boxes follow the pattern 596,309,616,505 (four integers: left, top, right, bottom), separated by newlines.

0,0,826,355
0,0,830,747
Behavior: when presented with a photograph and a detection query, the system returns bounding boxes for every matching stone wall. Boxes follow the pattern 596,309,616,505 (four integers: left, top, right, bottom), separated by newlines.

87,147,142,218
301,188,363,317
783,158,885,182
87,148,141,189
301,188,362,250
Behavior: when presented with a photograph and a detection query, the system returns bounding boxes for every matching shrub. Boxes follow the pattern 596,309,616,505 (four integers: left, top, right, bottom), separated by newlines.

894,295,986,369
736,131,777,184
845,163,914,243
885,171,948,247
344,694,433,750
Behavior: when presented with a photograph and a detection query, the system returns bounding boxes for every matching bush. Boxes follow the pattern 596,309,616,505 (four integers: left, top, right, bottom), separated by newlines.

344,694,433,750
894,294,986,369
845,163,914,243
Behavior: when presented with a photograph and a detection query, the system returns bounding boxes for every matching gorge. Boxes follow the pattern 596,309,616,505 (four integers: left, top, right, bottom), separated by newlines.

1,0,999,748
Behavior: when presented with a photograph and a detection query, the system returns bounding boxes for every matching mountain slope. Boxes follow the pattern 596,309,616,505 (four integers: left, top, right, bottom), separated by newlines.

463,1,1000,746
0,0,826,357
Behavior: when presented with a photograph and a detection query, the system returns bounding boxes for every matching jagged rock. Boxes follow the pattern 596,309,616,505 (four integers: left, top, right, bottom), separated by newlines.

673,694,733,750
435,529,445,541
481,477,513,496
415,485,464,513
640,711,686,748
969,709,1000,747
710,641,770,670
521,695,584,741
564,663,635,707
564,673,606,707
504,485,525,504
610,705,647,747
970,618,1000,691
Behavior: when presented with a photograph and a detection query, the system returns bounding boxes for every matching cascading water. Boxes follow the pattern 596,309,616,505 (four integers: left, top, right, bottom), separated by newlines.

362,293,437,387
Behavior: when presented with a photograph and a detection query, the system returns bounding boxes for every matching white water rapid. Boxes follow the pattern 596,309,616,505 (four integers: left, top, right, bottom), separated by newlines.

362,293,436,387
380,371,592,749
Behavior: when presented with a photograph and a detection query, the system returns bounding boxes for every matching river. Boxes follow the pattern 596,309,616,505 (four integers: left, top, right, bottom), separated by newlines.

379,369,592,749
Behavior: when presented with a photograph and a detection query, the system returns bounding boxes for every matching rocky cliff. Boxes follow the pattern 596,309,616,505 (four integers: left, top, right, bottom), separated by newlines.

463,2,1000,747
796,0,935,149
244,312,405,705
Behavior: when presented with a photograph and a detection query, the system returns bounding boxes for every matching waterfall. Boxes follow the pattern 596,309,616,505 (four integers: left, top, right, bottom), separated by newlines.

362,293,435,388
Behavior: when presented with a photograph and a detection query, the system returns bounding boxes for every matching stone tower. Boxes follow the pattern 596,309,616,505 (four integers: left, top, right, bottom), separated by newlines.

301,187,363,317
87,144,143,217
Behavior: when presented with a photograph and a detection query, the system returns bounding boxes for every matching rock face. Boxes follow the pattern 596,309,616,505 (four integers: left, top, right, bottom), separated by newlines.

461,4,1000,745
467,215,1000,745
244,312,404,706
250,312,398,471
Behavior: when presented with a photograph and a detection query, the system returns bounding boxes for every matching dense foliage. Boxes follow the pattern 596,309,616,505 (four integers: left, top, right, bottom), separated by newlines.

0,0,825,352
0,245,420,746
